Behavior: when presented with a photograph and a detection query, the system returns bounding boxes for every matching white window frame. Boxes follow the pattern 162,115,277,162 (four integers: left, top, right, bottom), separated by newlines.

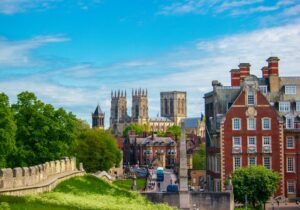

262,118,271,130
287,181,296,194
279,101,290,112
286,136,295,149
259,86,268,94
263,156,271,169
286,116,294,129
232,118,241,130
248,156,257,166
247,118,256,130
233,137,241,146
263,136,271,146
287,157,295,173
248,136,256,146
247,90,255,105
285,85,296,95
233,156,242,170
297,101,300,112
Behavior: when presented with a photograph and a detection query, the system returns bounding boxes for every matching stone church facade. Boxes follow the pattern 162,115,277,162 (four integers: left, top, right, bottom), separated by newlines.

109,89,187,136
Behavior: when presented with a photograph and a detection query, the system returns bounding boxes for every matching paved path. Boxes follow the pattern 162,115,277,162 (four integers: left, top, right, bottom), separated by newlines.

266,203,300,210
146,169,177,192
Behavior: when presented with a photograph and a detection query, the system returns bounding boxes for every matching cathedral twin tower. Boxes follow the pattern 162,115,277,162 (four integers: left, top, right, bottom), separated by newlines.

110,89,148,135
92,88,187,136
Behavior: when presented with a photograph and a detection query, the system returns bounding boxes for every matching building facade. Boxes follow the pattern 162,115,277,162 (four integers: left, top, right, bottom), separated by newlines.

161,91,187,125
123,134,178,168
92,104,105,129
110,89,187,136
205,56,300,199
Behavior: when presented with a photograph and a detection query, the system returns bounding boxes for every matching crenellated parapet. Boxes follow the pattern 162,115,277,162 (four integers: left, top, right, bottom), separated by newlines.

0,157,77,190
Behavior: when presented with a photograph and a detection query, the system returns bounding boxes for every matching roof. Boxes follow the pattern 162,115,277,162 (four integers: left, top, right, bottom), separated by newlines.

150,117,173,122
93,104,103,115
183,117,203,128
136,135,176,146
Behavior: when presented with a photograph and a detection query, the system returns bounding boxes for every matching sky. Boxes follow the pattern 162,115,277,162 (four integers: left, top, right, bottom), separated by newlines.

1,0,300,127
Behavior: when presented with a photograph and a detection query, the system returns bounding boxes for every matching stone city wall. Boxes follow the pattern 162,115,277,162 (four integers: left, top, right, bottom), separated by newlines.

0,157,77,191
142,191,234,210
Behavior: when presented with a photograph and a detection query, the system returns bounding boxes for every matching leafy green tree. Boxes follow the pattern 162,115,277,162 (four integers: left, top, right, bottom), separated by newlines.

166,125,181,139
192,144,206,170
0,93,16,167
123,123,147,138
232,165,280,209
76,129,121,172
9,91,78,167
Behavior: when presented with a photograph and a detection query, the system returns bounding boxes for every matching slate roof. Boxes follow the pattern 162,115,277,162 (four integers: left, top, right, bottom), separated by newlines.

93,104,103,115
183,117,203,129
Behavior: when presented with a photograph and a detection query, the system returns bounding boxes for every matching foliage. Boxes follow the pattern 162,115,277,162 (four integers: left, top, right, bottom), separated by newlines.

0,93,16,168
8,92,78,167
123,123,147,138
75,129,121,172
166,125,181,138
0,175,172,210
232,165,280,208
113,178,146,190
192,144,206,170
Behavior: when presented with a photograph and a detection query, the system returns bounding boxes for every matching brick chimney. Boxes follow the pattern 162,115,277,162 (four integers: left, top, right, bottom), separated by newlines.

267,57,280,76
267,57,280,93
230,69,240,86
239,63,251,82
261,66,269,79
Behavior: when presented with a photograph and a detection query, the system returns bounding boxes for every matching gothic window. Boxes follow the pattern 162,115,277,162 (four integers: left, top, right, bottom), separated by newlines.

164,98,168,115
135,105,139,118
178,99,181,114
170,99,174,114
114,106,118,119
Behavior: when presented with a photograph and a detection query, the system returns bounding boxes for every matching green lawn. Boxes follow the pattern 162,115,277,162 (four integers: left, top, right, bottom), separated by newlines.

113,178,146,191
0,175,172,210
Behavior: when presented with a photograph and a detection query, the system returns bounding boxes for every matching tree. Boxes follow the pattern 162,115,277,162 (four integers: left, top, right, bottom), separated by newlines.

192,144,206,170
166,125,181,140
232,165,280,209
76,129,121,173
0,93,16,167
123,123,147,138
9,91,78,167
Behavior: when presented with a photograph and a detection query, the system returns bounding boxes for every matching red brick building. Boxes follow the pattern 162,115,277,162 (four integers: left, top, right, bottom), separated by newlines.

205,56,300,199
221,76,284,194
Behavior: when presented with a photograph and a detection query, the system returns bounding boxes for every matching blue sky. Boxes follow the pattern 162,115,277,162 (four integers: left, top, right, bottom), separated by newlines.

1,0,300,127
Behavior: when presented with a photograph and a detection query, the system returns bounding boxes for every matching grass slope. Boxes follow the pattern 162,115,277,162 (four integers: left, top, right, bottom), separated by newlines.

113,178,146,190
0,175,173,210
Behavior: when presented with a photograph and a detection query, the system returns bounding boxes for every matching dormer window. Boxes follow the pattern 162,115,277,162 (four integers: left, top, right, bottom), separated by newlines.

285,85,296,95
279,102,290,112
259,86,268,94
247,90,255,105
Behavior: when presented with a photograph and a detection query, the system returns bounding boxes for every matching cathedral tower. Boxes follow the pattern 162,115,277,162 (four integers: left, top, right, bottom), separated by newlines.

131,88,149,124
110,90,128,135
92,104,105,129
160,91,187,125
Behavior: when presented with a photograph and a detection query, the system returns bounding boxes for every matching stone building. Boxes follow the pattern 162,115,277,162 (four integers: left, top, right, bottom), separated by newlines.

204,56,300,199
110,90,130,135
160,91,187,125
123,133,178,168
92,104,105,129
109,89,187,136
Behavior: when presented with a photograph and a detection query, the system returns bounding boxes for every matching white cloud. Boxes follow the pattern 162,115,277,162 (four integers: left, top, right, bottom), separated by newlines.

158,0,300,19
0,35,69,67
2,21,300,127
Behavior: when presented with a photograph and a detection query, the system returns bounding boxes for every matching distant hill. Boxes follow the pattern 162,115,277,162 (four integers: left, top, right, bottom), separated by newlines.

0,175,173,210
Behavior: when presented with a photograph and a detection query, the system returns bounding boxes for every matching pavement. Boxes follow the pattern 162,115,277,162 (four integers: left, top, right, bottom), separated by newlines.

146,169,178,192
265,202,300,210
